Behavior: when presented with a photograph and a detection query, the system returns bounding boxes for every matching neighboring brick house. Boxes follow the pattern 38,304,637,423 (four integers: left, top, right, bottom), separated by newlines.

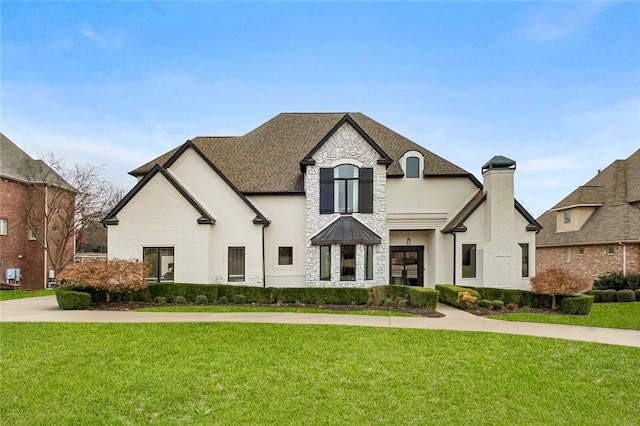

536,149,640,283
0,134,76,289
104,113,540,289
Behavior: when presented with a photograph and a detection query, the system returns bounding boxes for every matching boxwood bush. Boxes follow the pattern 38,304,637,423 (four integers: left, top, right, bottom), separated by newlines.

587,289,604,303
616,289,636,303
435,284,480,310
462,286,534,307
601,289,617,303
560,294,594,315
55,287,91,310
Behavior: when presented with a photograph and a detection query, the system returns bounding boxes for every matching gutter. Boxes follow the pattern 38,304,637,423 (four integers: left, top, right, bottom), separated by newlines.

452,233,457,285
262,222,270,288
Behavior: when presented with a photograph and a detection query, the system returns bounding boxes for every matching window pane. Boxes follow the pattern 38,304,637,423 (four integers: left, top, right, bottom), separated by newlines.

320,246,331,281
228,247,245,282
564,211,571,224
340,245,356,281
159,248,174,282
335,180,346,213
406,157,420,178
0,219,7,235
565,248,571,263
278,246,293,265
334,164,358,178
519,243,529,277
346,179,358,213
143,248,159,281
462,244,476,278
365,245,373,280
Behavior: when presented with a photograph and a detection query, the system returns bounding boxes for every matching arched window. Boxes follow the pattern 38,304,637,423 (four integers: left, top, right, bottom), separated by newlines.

319,165,373,214
406,156,420,178
334,165,359,213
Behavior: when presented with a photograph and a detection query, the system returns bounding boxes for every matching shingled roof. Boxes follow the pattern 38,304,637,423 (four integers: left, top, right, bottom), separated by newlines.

130,113,475,193
536,149,640,246
0,133,75,192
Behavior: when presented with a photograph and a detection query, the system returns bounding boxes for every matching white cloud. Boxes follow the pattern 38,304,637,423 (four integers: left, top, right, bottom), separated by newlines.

525,2,610,41
80,25,122,49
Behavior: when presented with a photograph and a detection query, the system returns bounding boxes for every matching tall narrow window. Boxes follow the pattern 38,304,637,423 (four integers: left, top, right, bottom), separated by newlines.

405,157,420,178
28,226,37,240
565,248,571,263
228,247,245,282
365,245,374,280
320,246,331,281
334,165,359,213
462,244,476,278
0,218,7,235
278,246,293,265
143,247,175,282
340,245,356,281
563,211,571,224
519,243,529,277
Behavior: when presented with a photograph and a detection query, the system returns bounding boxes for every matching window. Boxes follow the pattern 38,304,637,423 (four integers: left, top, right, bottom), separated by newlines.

563,211,571,224
519,243,529,277
278,246,293,265
462,244,476,278
320,246,331,281
340,245,356,281
28,226,37,240
405,157,420,178
228,247,245,282
607,246,615,255
334,165,359,213
579,247,585,255
565,248,571,263
319,166,373,214
365,245,374,280
143,247,174,282
0,218,7,235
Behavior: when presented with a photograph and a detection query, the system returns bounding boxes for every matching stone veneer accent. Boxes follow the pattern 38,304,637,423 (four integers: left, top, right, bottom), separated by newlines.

536,243,640,283
305,123,387,287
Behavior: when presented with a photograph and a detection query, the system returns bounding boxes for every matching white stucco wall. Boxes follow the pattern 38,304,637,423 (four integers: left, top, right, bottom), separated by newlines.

106,172,211,283
305,123,387,287
248,195,307,287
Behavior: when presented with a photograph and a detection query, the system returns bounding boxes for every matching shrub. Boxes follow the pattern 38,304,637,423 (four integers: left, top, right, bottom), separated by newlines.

195,295,208,304
601,289,617,303
435,284,480,310
464,287,534,307
531,269,590,309
383,298,394,307
560,295,594,315
233,294,247,304
491,300,504,310
406,287,438,309
478,299,492,309
507,303,518,311
154,296,167,304
55,287,91,310
396,298,407,308
587,289,604,303
174,295,186,304
593,271,626,291
218,296,229,304
636,289,640,302
456,291,478,309
148,283,218,303
616,289,636,303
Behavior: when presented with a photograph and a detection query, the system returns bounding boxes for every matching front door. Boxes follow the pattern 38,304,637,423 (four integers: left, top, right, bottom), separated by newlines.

390,246,424,286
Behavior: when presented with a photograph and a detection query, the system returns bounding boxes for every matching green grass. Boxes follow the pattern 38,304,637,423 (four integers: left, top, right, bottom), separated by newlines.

135,305,417,316
488,302,640,330
0,289,52,301
1,323,638,425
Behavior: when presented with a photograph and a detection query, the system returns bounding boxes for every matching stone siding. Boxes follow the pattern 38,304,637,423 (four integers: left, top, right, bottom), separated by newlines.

536,243,640,284
305,123,387,287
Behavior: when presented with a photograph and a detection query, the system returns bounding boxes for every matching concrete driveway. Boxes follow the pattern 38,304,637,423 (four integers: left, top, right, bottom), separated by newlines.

1,295,639,348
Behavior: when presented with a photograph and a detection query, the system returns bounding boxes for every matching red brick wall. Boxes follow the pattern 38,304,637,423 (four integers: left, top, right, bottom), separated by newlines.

0,178,75,290
536,243,640,284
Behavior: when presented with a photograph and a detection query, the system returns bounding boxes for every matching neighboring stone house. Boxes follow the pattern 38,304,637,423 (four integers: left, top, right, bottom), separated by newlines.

104,113,540,289
536,149,640,282
0,134,76,289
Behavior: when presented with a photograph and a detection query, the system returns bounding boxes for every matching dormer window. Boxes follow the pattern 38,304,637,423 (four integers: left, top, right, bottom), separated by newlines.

319,165,373,214
563,211,571,224
406,157,420,178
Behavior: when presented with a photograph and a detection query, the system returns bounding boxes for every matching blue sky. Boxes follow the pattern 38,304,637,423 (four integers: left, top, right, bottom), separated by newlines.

2,1,638,216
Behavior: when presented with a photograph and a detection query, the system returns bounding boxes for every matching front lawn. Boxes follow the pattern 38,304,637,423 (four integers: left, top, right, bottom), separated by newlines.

1,323,638,425
0,289,52,301
134,305,418,316
487,302,640,330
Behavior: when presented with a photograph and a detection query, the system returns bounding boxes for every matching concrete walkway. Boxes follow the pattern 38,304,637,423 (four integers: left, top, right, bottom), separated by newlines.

1,295,639,348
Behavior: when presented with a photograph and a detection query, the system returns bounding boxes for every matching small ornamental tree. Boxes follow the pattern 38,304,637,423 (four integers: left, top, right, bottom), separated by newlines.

58,259,149,302
531,268,591,309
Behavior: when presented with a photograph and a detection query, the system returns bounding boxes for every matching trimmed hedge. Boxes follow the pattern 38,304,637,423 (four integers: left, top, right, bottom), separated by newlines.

601,289,617,303
560,295,594,315
587,289,603,303
435,284,480,310
464,287,534,307
55,287,91,310
616,289,636,303
636,289,640,302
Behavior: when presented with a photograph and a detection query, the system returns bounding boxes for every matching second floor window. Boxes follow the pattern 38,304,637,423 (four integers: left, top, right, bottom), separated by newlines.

319,165,373,214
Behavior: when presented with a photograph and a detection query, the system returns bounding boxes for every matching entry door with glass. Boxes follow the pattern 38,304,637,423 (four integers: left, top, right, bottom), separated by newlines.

390,247,424,286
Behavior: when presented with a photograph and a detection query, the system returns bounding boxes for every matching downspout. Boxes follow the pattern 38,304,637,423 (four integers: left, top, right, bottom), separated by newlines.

43,185,49,289
452,232,457,285
262,222,270,288
619,242,627,275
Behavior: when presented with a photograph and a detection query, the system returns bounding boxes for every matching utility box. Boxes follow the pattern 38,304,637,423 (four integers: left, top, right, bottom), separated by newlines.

5,268,21,282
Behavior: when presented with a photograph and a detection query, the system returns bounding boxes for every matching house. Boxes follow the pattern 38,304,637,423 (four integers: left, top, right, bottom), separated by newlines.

0,134,76,289
536,149,640,282
104,113,540,289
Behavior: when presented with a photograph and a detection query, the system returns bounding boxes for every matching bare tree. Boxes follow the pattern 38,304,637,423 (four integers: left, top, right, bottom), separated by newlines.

23,155,124,283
